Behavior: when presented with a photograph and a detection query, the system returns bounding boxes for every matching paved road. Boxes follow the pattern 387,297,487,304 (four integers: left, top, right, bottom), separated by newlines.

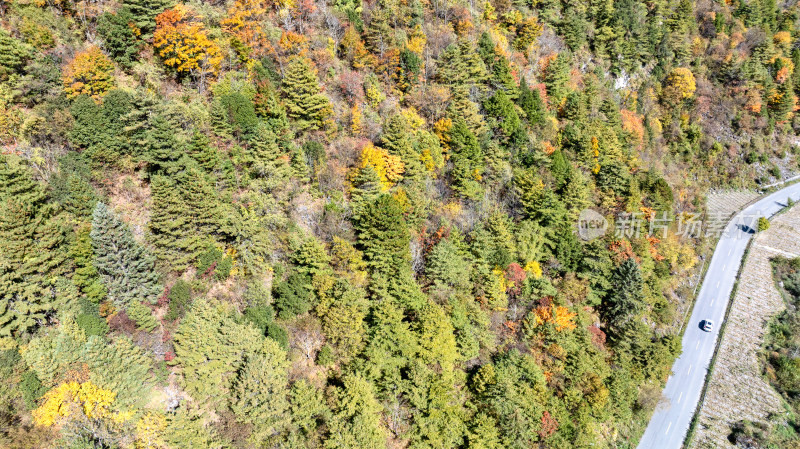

638,182,800,449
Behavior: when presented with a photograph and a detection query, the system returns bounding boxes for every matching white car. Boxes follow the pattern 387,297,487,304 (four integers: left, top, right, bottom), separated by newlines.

701,320,713,332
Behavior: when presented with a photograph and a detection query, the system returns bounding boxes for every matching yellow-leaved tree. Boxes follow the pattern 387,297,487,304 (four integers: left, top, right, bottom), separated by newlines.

135,412,168,449
663,67,696,102
154,5,222,83
62,46,115,100
33,381,132,428
357,142,404,190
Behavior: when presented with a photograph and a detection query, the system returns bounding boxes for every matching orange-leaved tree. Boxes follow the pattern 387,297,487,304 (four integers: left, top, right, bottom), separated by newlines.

62,46,115,100
529,302,577,332
153,5,222,82
221,0,270,60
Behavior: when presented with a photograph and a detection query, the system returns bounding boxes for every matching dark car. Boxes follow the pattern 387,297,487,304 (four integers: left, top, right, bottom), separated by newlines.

701,320,713,332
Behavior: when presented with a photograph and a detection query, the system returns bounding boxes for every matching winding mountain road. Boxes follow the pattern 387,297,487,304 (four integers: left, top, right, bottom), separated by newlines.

637,182,800,449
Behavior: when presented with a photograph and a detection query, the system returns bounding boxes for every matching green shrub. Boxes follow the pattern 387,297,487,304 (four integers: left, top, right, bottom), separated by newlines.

316,345,334,366
127,301,158,332
243,282,270,307
166,279,192,321
76,312,109,337
243,305,275,333
758,217,771,232
196,244,232,280
215,256,233,280
273,272,313,319
774,355,800,395
197,244,223,275
266,322,289,350
20,370,45,409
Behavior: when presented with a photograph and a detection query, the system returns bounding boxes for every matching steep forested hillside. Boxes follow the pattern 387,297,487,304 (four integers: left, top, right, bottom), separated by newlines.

0,0,798,447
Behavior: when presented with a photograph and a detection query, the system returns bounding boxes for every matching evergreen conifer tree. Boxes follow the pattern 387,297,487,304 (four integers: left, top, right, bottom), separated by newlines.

604,257,645,333
50,152,99,219
149,160,223,270
144,115,182,174
164,407,226,449
354,194,426,308
489,53,519,99
316,281,368,363
22,316,87,386
97,9,141,68
354,194,411,280
543,52,571,105
121,0,174,39
173,298,264,405
254,78,289,131
64,174,100,218
85,335,152,411
381,115,422,180
178,160,223,237
447,87,486,136
325,373,386,449
483,90,522,140
126,300,158,331
230,343,291,439
436,41,488,88
149,175,199,269
290,379,329,435
186,131,219,172
69,225,107,304
560,3,589,50
350,165,383,219
69,95,112,154
0,29,30,80
91,202,161,307
281,56,332,131
249,123,291,191
0,156,69,337
770,81,796,122
447,119,484,200
518,77,545,125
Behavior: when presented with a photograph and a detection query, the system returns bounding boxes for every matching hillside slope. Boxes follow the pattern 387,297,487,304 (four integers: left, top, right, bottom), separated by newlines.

1,0,799,448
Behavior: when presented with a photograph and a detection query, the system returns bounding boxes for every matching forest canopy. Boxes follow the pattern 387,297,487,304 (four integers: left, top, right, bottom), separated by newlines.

0,0,797,447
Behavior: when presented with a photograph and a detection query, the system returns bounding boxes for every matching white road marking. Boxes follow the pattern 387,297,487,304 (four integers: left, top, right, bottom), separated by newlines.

665,422,672,435
716,280,720,288
696,341,700,349
728,247,732,256
677,392,683,403
688,365,692,375
722,264,726,271
710,298,715,306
